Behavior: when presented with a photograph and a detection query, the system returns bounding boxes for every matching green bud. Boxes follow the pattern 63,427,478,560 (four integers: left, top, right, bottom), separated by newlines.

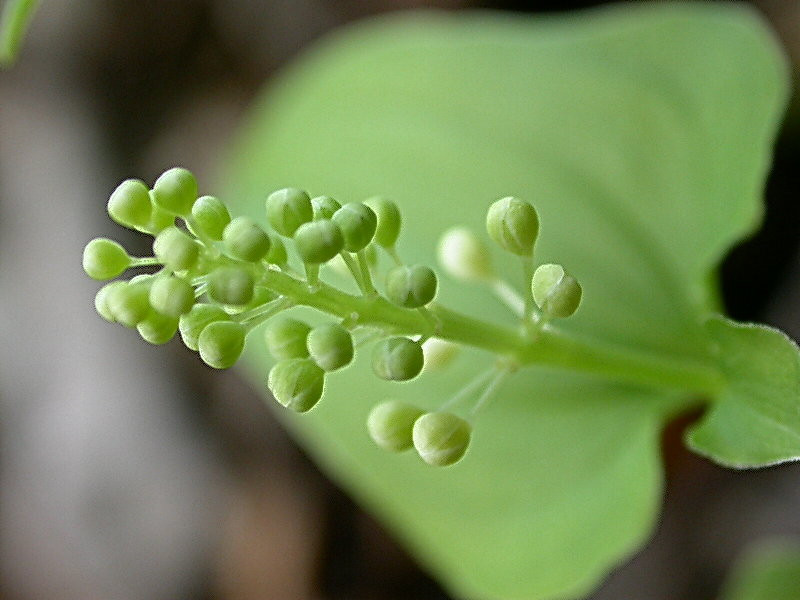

137,310,179,345
151,167,197,216
372,337,424,381
268,358,325,412
153,226,200,272
311,195,342,220
367,400,424,452
531,263,582,319
265,235,287,266
207,266,254,305
223,216,271,262
437,227,492,282
385,264,437,308
412,412,472,467
94,281,127,322
225,286,276,314
486,196,539,256
198,321,246,369
178,303,229,351
363,196,401,248
332,202,377,253
191,195,231,240
147,194,176,234
148,276,195,317
264,317,310,360
82,238,131,280
307,323,353,371
421,338,459,370
105,281,151,328
107,179,151,230
293,219,345,264
265,188,313,236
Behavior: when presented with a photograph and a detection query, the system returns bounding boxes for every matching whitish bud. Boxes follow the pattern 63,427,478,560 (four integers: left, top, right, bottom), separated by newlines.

367,400,425,452
531,263,582,319
437,227,492,282
268,358,325,412
421,338,459,370
412,412,472,466
486,196,539,256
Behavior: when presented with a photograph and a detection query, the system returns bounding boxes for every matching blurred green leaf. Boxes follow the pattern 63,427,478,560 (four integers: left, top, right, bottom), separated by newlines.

0,0,39,67
721,540,800,600
222,4,789,599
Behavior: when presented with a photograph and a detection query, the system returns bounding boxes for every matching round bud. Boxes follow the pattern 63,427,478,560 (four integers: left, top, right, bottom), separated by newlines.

332,202,377,252
385,264,438,308
421,338,459,370
178,303,229,351
148,276,195,317
531,263,582,319
363,196,401,248
223,216,271,262
268,358,325,412
147,194,176,234
153,226,200,272
311,195,342,221
307,323,353,371
137,310,178,345
265,235,287,265
412,412,472,467
105,281,151,328
151,167,197,216
107,179,151,231
264,317,311,360
486,196,539,256
437,227,492,282
226,286,276,313
82,238,131,281
265,188,313,236
294,220,345,264
198,321,246,369
372,337,424,381
191,195,231,240
94,281,127,322
367,400,425,452
207,266,254,305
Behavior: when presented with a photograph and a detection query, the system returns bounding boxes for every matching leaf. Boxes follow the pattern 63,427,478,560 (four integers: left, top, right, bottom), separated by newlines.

221,4,789,599
0,0,40,67
720,540,800,600
686,317,800,467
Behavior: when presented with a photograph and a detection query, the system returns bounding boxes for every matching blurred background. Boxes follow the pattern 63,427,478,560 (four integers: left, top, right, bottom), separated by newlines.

0,1,798,599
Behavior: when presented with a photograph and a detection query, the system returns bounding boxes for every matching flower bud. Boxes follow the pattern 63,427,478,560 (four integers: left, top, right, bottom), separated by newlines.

107,179,152,231
486,196,539,256
385,264,438,308
531,263,582,319
147,194,175,234
265,235,288,266
151,167,197,217
294,220,345,264
149,276,195,317
198,321,246,369
82,238,131,280
153,226,200,272
363,196,401,248
178,303,229,351
191,195,231,240
421,338,459,370
307,323,353,371
94,281,127,322
223,216,271,262
137,310,179,345
268,358,325,412
372,337,424,381
311,195,341,221
412,412,472,466
264,317,311,360
367,400,424,452
106,280,151,328
266,188,313,236
437,227,492,282
207,266,254,306
332,202,377,252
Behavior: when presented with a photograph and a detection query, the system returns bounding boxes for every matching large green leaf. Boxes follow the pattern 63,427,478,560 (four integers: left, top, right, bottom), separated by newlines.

221,4,789,599
721,540,800,600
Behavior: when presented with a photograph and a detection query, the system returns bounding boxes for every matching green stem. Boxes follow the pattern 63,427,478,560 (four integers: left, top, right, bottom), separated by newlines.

521,255,534,319
257,268,724,395
339,252,364,292
489,277,525,318
239,297,294,330
130,256,163,267
0,0,39,67
357,250,377,295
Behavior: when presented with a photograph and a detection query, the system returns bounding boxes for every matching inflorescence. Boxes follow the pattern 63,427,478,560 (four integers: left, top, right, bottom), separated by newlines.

83,167,582,467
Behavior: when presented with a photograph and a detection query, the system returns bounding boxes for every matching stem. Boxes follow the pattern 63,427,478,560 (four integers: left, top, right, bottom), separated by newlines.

490,278,525,318
386,246,403,266
440,368,495,411
471,368,513,416
357,250,377,295
339,252,364,292
521,255,534,319
257,268,724,395
130,256,163,267
239,297,294,330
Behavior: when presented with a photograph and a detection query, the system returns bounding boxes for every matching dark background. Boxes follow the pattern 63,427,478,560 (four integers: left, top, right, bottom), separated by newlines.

0,1,798,599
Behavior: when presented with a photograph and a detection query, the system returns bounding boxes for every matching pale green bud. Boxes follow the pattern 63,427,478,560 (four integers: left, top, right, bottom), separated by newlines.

264,317,311,360
385,264,437,308
421,338,459,370
372,337,424,381
82,238,131,280
367,400,424,452
105,280,151,328
266,188,313,236
151,167,198,217
437,227,492,282
94,281,127,322
178,304,229,351
148,276,195,317
265,235,287,266
153,226,200,272
268,358,325,412
294,219,344,264
363,196,401,248
198,321,246,369
486,196,539,256
137,310,179,345
207,266,254,306
332,202,377,252
223,216,271,262
306,323,353,371
531,263,582,319
191,195,231,240
107,179,152,231
311,195,341,220
412,412,472,467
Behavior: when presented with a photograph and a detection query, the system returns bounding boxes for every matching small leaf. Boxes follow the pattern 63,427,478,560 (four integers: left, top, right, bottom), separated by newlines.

687,317,800,468
720,539,800,600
